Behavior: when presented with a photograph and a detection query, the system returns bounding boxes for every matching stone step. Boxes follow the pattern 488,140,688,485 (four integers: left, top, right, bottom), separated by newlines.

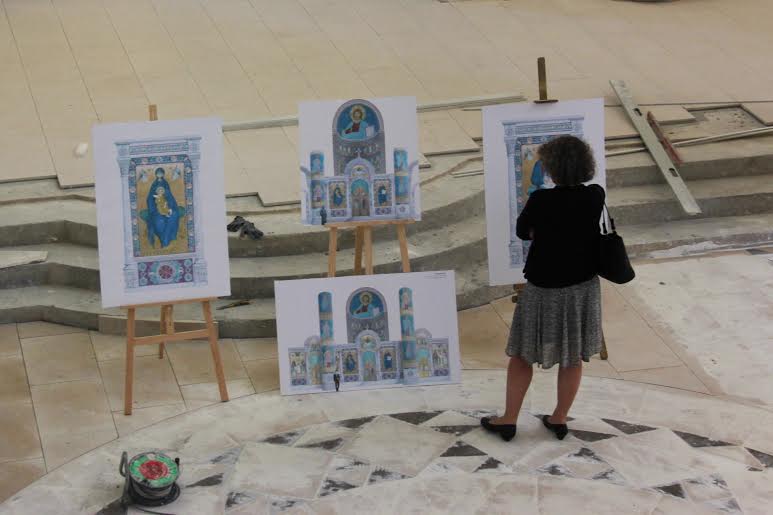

608,172,773,226
0,170,485,257
0,258,511,338
0,211,488,297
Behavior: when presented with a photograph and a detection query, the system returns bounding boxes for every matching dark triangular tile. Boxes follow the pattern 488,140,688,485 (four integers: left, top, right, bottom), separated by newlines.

746,448,773,468
705,498,741,514
475,457,505,472
432,425,477,437
269,497,304,511
568,447,604,463
746,248,771,255
601,418,656,435
654,482,686,499
440,441,487,457
300,438,345,452
673,431,731,448
570,430,616,442
537,463,573,477
336,416,376,429
389,411,442,425
225,491,256,508
187,473,223,488
459,409,497,419
210,446,242,465
318,479,357,497
262,429,304,446
592,468,626,485
368,468,409,485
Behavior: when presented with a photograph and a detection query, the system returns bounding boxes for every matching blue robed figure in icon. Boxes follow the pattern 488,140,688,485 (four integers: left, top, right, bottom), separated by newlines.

341,105,372,140
144,167,182,248
377,185,388,205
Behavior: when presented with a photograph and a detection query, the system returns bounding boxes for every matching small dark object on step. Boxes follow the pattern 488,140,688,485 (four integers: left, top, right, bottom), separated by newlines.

320,207,327,225
334,373,341,391
227,215,247,232
217,300,251,310
239,221,264,240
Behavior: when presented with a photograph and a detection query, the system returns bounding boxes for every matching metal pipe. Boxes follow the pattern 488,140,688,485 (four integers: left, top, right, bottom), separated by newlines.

222,93,525,132
605,126,773,157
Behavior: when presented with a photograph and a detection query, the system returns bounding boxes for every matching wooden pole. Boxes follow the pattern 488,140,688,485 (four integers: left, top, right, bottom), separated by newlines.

396,223,411,273
124,308,136,415
202,300,229,402
148,104,158,122
354,227,364,275
327,226,338,277
363,226,374,275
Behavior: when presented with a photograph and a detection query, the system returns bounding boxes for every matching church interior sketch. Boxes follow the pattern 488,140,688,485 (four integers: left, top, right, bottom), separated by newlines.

275,272,460,395
299,97,421,225
93,117,231,308
483,99,606,286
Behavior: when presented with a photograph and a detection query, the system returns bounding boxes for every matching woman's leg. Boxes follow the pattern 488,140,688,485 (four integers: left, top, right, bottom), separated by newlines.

492,356,533,425
551,363,582,424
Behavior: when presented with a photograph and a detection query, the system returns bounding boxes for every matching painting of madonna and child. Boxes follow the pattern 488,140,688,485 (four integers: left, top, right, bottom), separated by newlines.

92,117,230,308
298,96,421,225
482,98,607,286
275,271,460,395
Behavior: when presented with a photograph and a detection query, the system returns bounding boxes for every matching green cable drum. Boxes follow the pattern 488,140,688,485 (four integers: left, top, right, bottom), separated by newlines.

120,451,181,507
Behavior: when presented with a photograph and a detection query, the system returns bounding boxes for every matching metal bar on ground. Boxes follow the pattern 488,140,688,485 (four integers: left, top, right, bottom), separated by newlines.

605,126,773,157
610,80,701,215
222,93,525,132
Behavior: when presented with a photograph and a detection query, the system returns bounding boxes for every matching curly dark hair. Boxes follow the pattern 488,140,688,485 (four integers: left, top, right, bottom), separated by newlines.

537,135,596,186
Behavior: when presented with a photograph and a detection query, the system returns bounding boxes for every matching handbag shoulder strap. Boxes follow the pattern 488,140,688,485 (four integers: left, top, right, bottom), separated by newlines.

601,202,616,234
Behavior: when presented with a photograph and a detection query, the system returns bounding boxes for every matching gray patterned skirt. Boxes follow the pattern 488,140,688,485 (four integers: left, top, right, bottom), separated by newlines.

506,276,602,369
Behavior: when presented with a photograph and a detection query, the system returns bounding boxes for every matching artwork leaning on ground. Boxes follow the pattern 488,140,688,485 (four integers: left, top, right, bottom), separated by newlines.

275,271,460,395
298,96,421,225
482,98,607,286
92,117,231,308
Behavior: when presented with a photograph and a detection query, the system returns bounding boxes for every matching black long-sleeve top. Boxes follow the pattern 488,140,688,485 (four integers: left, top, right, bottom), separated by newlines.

516,184,605,288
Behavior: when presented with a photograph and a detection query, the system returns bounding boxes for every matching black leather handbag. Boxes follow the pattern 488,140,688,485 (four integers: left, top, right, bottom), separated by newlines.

599,204,635,284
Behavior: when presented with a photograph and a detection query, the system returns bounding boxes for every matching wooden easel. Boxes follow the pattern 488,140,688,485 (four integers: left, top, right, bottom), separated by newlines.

326,219,413,277
511,58,609,361
122,105,229,415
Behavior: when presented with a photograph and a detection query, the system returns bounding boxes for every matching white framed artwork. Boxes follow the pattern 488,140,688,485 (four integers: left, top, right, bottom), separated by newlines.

93,117,230,308
483,98,606,286
298,96,421,225
275,271,460,395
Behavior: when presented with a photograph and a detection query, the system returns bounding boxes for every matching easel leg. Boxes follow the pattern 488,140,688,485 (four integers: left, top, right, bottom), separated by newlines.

396,223,411,273
600,333,609,360
328,227,338,278
363,227,374,275
160,305,174,359
354,227,364,275
202,300,229,402
158,305,167,359
124,308,136,416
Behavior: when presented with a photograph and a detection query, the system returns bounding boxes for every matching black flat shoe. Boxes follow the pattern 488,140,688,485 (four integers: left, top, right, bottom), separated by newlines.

542,415,569,440
227,216,247,232
480,417,517,442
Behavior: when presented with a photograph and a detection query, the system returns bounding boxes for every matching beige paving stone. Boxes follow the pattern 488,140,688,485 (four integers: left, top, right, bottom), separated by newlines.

647,106,696,125
89,331,159,362
462,353,508,371
0,324,21,358
0,356,30,404
419,111,480,156
490,296,515,327
180,378,255,410
21,333,100,386
458,304,509,357
165,339,247,386
620,365,710,394
743,102,773,125
602,288,683,373
582,356,622,380
0,402,42,463
233,338,278,362
98,355,183,412
0,458,46,503
244,358,280,394
42,429,118,471
605,107,638,140
16,321,86,339
112,403,187,438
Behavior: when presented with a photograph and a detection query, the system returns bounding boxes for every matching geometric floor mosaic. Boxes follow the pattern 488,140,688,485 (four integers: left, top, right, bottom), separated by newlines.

91,410,772,514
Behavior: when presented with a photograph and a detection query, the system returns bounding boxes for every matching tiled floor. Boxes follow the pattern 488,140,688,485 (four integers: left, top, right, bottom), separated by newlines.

0,250,741,503
3,0,773,196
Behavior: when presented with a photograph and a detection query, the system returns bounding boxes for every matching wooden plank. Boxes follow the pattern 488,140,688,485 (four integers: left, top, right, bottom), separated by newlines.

132,329,210,346
610,80,701,216
327,226,338,278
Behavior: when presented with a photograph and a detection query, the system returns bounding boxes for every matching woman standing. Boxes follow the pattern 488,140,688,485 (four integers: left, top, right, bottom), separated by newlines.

481,135,605,442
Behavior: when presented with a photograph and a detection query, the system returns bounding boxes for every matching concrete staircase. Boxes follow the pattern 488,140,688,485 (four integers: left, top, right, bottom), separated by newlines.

1,139,772,337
